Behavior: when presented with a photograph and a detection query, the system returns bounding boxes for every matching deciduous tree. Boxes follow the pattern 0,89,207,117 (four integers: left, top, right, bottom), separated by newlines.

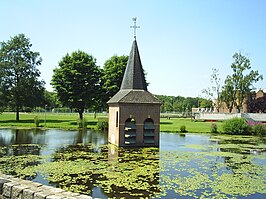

222,52,263,113
51,50,101,119
0,34,45,120
101,55,128,103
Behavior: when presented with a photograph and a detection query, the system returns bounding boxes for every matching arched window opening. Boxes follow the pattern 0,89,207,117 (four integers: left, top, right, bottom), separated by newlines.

124,118,136,145
143,118,155,144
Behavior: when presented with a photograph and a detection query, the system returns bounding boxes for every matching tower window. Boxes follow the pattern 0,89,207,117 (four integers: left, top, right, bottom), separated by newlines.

116,111,118,127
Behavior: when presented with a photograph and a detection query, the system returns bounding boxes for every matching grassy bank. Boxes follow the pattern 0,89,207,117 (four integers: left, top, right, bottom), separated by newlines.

0,112,101,130
160,117,222,133
0,112,222,133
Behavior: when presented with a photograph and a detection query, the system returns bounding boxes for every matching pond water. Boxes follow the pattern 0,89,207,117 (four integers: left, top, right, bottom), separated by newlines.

0,128,265,198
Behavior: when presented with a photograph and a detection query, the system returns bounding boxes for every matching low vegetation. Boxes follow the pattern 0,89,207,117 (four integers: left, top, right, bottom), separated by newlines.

0,112,265,136
223,118,266,136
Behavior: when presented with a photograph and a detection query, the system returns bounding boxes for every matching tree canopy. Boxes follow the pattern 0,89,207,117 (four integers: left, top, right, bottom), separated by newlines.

155,95,212,113
51,50,101,119
101,55,128,103
0,34,45,120
221,52,263,112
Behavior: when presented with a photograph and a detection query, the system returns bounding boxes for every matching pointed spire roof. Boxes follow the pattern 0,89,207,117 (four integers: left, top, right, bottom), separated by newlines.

120,40,147,91
107,39,160,105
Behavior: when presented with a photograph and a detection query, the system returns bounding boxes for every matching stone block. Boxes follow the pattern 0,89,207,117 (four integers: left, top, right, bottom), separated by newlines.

46,195,64,199
76,195,93,199
11,184,29,198
0,179,10,194
34,191,50,199
22,188,36,199
3,182,18,198
60,191,80,197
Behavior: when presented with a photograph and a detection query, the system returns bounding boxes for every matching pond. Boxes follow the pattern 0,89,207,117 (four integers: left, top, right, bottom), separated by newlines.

0,128,265,198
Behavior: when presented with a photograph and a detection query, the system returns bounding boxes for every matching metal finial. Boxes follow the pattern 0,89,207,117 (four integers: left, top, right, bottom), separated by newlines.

130,17,140,39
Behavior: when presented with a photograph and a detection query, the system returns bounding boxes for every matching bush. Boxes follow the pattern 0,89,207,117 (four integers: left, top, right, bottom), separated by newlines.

211,123,218,133
222,118,249,135
97,117,108,131
77,117,87,129
34,116,40,127
180,125,187,132
252,124,266,136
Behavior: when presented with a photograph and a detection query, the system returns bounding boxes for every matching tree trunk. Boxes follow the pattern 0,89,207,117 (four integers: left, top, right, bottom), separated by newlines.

78,111,83,120
16,107,20,121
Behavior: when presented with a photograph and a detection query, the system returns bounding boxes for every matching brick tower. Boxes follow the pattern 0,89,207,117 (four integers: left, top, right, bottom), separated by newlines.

107,39,161,147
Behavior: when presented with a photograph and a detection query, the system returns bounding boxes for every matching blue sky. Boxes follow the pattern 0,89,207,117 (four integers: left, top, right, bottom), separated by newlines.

1,0,265,97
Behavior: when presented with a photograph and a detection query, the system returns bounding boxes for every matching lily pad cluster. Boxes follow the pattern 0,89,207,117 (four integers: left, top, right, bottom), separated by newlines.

0,134,265,198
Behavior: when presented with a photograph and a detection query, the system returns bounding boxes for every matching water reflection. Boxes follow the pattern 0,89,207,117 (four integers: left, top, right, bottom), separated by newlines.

0,129,265,198
0,129,108,156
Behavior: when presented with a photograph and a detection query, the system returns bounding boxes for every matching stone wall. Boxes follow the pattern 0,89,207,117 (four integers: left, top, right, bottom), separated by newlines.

194,113,266,122
0,174,92,199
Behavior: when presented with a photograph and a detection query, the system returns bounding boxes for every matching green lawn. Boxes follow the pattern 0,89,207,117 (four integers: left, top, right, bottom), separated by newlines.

0,112,101,130
0,112,222,133
160,117,223,133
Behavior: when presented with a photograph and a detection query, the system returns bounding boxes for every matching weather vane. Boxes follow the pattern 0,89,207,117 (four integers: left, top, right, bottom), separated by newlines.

130,17,140,40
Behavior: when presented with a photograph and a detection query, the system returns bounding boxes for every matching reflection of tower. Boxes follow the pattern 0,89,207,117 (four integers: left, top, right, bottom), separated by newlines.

108,144,119,162
107,22,161,147
106,146,160,198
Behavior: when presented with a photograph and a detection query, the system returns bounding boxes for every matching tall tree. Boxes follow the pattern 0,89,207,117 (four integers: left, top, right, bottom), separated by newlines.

202,68,222,112
51,50,101,119
222,52,263,112
0,34,45,120
101,55,128,103
221,76,235,113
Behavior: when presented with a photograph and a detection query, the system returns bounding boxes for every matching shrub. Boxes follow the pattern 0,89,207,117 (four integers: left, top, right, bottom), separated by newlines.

180,125,187,132
34,116,40,127
77,117,87,129
97,117,108,131
211,123,218,133
222,118,249,135
252,124,266,136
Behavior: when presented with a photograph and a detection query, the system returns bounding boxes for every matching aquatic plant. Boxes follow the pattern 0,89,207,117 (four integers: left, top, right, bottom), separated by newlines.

180,125,187,132
252,123,266,136
77,117,87,129
0,134,265,198
97,117,108,131
34,116,40,127
210,123,218,133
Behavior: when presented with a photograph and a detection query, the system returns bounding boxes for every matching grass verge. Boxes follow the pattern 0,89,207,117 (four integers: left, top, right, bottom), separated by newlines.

0,112,223,133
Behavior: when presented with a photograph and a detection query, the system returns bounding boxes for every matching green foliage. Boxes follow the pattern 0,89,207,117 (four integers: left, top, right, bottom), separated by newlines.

44,90,61,109
51,50,101,119
252,124,266,136
34,116,40,127
221,77,235,113
77,117,87,129
101,55,128,103
155,95,211,113
0,134,266,198
97,117,108,131
211,123,218,133
52,107,72,113
222,52,263,113
180,125,187,132
222,118,249,135
0,34,45,121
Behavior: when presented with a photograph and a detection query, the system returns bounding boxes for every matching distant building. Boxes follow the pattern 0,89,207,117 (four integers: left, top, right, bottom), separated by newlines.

218,88,266,113
107,39,161,147
192,89,266,114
